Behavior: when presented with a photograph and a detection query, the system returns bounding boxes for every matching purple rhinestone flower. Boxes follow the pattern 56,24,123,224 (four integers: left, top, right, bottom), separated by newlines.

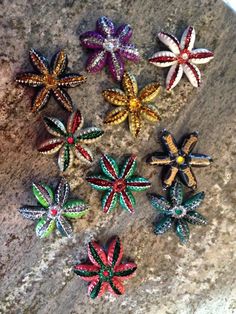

80,16,140,81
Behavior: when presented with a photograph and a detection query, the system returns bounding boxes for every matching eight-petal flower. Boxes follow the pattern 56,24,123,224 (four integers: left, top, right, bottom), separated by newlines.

80,16,140,81
146,130,212,189
149,181,207,244
103,72,161,137
38,110,104,172
149,26,214,90
16,49,86,112
73,236,137,298
87,154,151,213
19,178,89,238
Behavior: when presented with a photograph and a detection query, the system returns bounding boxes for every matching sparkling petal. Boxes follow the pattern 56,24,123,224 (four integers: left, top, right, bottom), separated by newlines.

141,104,161,122
63,200,88,218
51,50,68,76
55,177,70,206
169,181,184,206
103,89,128,106
158,32,180,54
43,116,67,137
18,206,46,220
126,177,151,192
102,189,118,213
138,83,161,102
107,51,124,81
190,48,214,64
80,31,104,49
119,190,136,214
148,193,171,212
32,183,54,208
183,191,205,212
122,71,138,97
56,215,73,237
118,44,140,62
189,153,213,166
74,144,93,163
29,48,49,74
114,263,137,280
154,216,173,234
86,50,107,73
96,16,115,37
146,153,172,166
58,74,86,88
52,87,74,112
182,62,201,88
73,264,100,282
38,138,64,155
58,145,74,172
88,241,107,267
166,63,183,90
32,88,51,112
149,51,177,67
175,219,190,244
107,236,123,267
180,26,196,51
100,154,119,180
86,175,113,191
120,155,137,179
77,127,104,144
67,110,84,134
184,211,207,225
129,112,143,138
104,107,129,125
36,218,55,238
16,73,44,87
116,24,132,44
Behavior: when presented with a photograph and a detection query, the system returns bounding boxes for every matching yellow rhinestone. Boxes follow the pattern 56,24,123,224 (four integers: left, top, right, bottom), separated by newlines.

176,156,185,164
129,98,142,112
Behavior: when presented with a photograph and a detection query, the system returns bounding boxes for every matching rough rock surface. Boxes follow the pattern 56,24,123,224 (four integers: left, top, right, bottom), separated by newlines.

0,0,236,313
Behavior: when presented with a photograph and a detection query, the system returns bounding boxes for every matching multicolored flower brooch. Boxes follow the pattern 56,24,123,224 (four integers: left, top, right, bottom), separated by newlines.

74,236,137,298
87,154,151,213
80,16,140,81
103,72,161,137
19,178,88,238
146,130,212,189
149,181,207,243
16,49,86,112
149,26,214,90
38,110,104,172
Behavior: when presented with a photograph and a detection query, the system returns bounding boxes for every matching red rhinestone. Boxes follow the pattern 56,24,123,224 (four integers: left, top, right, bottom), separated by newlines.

50,209,58,216
67,136,74,144
113,179,126,192
103,270,109,276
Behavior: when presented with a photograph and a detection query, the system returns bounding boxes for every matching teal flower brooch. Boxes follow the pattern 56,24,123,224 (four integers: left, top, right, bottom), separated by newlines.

19,178,88,238
38,110,104,172
86,154,151,213
149,181,207,244
74,236,137,298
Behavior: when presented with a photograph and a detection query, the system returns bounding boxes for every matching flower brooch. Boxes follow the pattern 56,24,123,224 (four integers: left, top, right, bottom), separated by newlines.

74,236,137,298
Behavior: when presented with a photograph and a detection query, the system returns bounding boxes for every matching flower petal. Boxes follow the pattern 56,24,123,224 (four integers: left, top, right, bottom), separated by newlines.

52,87,74,112
148,193,171,212
103,89,128,106
118,44,140,62
16,73,44,87
38,138,64,154
88,278,107,299
183,191,205,212
36,218,55,238
108,277,125,296
162,165,179,189
158,32,180,54
114,263,137,280
126,177,151,192
102,189,118,213
175,219,190,244
129,112,143,137
104,107,129,125
107,51,124,81
190,48,214,64
119,190,136,214
88,241,107,267
29,49,49,74
138,83,161,102
154,216,173,234
182,62,201,88
181,131,198,155
63,200,89,218
169,181,184,206
179,165,197,189
58,74,87,88
18,206,46,220
77,127,104,144
161,129,179,156
86,50,107,73
149,51,177,67
107,236,123,267
140,104,161,122
86,175,113,190
67,110,84,134
74,144,93,163
116,24,132,43
32,183,54,208
80,31,104,49
96,16,115,37
122,71,138,97
189,153,213,166
184,211,207,225
100,154,119,180
58,145,74,172
73,264,100,282
180,26,195,51
56,215,73,237
43,116,67,137
32,88,51,112
55,177,70,206
146,153,172,166
166,63,184,90
51,50,68,76
120,155,137,179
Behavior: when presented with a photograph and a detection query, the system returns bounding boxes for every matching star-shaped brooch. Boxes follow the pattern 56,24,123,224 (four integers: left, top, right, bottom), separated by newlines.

146,130,212,189
38,110,104,172
149,181,207,244
87,154,151,213
19,178,88,238
103,71,161,137
73,236,137,298
149,26,214,90
16,49,86,112
80,16,140,81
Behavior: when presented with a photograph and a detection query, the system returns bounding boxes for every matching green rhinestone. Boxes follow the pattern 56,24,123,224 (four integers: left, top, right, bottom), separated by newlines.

175,208,183,215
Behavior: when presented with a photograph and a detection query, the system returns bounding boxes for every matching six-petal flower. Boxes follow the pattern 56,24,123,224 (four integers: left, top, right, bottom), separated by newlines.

74,236,137,298
80,16,140,81
87,154,151,213
16,49,86,112
149,26,214,90
149,181,207,243
19,178,89,238
38,110,104,172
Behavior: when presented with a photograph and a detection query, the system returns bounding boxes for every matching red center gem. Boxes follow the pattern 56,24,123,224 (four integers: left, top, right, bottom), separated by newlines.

67,136,74,144
103,270,109,277
113,179,126,192
50,209,58,216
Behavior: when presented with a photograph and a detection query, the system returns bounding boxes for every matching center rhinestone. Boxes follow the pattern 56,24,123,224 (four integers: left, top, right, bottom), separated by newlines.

103,38,119,52
50,208,58,216
176,155,185,165
113,179,126,192
129,98,142,112
103,270,109,277
45,74,57,88
67,136,74,144
172,205,186,218
178,50,190,64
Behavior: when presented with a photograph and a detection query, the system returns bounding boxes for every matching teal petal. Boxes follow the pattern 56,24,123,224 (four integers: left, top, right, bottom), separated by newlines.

154,216,173,234
126,177,151,192
148,193,171,213
169,181,184,206
86,175,113,190
184,211,207,225
183,192,205,212
77,127,104,143
119,155,137,179
100,154,119,180
119,190,136,213
102,189,118,213
175,219,190,244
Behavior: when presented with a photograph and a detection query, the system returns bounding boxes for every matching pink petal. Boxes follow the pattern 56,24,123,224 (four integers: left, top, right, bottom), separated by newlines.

166,63,183,90
74,264,100,282
88,241,107,267
149,51,177,67
88,278,108,298
108,277,125,296
114,262,137,280
96,16,115,37
86,50,107,73
190,48,214,64
158,32,180,55
180,26,196,51
80,31,104,49
182,62,201,87
107,237,123,267
118,44,140,62
107,51,124,81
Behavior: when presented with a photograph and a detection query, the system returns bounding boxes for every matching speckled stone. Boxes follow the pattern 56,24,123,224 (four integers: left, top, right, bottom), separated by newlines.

0,0,236,313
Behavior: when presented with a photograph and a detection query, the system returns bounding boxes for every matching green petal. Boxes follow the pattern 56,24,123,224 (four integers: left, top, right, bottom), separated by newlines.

100,154,119,180
148,193,171,213
183,192,205,212
175,219,190,244
119,190,136,213
154,216,173,234
63,200,89,218
169,181,183,206
126,177,151,192
77,127,104,143
32,183,54,208
35,218,55,238
102,189,118,213
119,155,137,179
184,211,208,225
44,116,67,137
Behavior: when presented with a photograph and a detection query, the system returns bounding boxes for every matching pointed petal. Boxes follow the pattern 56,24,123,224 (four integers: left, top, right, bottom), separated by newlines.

169,181,184,206
107,51,124,81
43,116,67,137
120,190,136,214
96,16,115,37
36,218,55,238
149,51,177,67
63,199,89,218
102,189,118,213
58,145,74,172
190,48,214,64
32,183,54,207
73,264,100,281
141,104,161,122
88,241,107,267
86,50,107,73
77,127,104,144
103,89,128,106
88,279,107,299
183,191,205,212
166,63,184,90
138,83,161,102
29,49,49,74
80,31,104,49
56,215,73,237
181,131,198,155
107,237,123,267
146,153,172,166
67,110,84,134
126,177,151,192
162,165,179,189
74,144,93,163
19,206,46,220
100,154,119,180
161,129,179,156
148,193,171,212
114,263,137,280
86,175,113,191
189,153,213,167
52,87,74,112
129,112,143,138
122,71,138,97
116,24,132,43
104,107,129,125
179,165,197,189
154,216,173,234
55,177,70,206
180,26,195,51
108,277,125,296
32,88,51,112
58,74,87,88
118,44,140,62
182,62,201,88
120,155,137,179
158,32,180,54
51,50,68,76
184,211,207,225
38,138,64,154
175,219,190,244
16,73,44,87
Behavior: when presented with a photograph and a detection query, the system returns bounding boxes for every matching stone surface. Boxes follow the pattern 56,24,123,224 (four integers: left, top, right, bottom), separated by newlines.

0,0,236,313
